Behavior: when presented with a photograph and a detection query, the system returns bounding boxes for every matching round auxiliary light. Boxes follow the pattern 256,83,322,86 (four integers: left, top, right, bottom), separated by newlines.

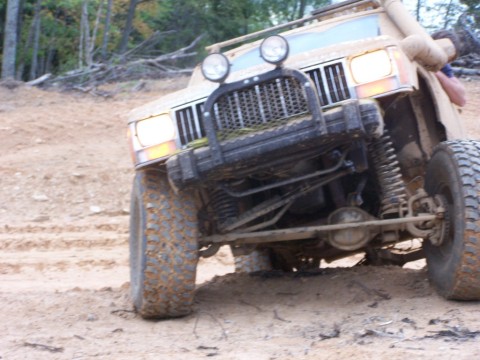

201,53,230,83
260,35,289,65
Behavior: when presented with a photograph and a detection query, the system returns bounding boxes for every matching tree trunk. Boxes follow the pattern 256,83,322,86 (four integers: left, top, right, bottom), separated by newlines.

118,0,139,55
416,0,422,22
29,0,43,81
443,0,454,29
45,39,55,74
17,0,41,79
297,0,307,20
88,0,105,63
2,0,21,80
101,0,113,61
44,8,62,75
79,2,85,68
82,0,92,67
15,0,25,79
290,1,299,21
39,52,46,76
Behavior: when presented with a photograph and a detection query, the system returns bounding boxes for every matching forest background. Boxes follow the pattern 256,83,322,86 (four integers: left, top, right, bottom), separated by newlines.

0,0,479,83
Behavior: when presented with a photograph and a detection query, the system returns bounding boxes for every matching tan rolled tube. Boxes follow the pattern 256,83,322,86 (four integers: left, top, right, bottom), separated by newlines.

381,0,456,71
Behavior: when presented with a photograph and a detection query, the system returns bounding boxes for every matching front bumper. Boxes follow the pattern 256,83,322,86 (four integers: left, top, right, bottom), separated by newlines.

167,68,384,189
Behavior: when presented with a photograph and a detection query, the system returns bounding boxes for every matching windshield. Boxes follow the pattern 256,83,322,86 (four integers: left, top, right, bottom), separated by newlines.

231,14,380,72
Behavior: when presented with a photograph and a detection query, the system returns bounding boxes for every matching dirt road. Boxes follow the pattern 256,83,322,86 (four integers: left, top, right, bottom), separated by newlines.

1,78,479,359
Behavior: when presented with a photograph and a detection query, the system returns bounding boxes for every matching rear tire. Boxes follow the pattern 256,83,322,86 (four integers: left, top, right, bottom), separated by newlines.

129,170,199,319
424,140,480,300
233,249,273,273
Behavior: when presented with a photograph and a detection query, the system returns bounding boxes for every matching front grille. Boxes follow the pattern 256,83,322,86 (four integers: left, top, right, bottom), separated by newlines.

212,76,309,141
173,61,352,147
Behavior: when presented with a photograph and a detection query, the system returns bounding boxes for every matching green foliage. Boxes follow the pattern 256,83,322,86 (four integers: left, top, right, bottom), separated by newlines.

1,0,332,80
4,0,470,81
137,0,330,63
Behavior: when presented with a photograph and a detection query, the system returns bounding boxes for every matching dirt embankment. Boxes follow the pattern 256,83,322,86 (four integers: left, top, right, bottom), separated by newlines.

1,78,479,359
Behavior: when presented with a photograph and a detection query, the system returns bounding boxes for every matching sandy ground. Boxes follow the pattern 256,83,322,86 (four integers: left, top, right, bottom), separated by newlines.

0,77,479,359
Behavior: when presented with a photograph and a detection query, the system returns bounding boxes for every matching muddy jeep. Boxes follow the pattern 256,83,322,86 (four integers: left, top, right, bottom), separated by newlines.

127,0,480,319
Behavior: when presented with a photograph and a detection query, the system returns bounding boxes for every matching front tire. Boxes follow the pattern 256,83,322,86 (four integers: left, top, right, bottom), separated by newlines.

129,170,199,319
424,140,480,300
233,249,273,273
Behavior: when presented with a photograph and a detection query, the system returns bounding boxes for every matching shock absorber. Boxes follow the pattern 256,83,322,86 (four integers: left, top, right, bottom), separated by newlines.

210,188,239,227
369,131,408,217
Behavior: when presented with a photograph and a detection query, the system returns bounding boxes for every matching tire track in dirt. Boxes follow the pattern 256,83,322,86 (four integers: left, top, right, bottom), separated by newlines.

0,220,130,292
0,218,234,293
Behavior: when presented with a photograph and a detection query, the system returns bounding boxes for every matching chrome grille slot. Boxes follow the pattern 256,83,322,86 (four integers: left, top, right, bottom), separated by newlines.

175,102,206,146
306,62,351,106
212,76,309,141
306,68,329,105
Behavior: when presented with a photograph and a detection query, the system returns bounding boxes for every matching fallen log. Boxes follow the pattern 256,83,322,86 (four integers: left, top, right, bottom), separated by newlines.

452,67,480,76
26,73,52,86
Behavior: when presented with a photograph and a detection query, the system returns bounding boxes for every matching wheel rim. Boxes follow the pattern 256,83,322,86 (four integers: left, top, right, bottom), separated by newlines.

429,183,455,261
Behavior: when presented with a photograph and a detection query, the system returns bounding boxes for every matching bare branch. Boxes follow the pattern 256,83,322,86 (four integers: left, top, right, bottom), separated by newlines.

36,34,205,90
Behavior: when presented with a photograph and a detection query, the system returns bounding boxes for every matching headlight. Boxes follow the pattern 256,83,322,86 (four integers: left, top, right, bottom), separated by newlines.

201,53,230,83
135,114,175,147
260,35,289,65
350,50,393,84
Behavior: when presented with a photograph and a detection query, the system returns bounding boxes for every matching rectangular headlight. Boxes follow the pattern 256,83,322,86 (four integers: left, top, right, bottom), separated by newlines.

135,114,176,147
350,50,393,84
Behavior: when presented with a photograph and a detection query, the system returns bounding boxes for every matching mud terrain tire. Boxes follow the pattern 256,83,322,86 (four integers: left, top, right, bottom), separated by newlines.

424,140,480,300
234,249,272,273
129,170,199,319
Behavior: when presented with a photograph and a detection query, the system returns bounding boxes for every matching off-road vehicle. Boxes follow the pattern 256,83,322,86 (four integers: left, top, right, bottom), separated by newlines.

127,0,480,319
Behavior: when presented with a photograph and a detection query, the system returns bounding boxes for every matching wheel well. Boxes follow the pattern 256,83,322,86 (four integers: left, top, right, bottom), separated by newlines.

380,73,446,183
414,73,447,146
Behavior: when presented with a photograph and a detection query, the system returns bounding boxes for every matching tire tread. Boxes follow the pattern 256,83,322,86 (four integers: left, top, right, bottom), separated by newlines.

426,140,480,299
131,170,198,318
